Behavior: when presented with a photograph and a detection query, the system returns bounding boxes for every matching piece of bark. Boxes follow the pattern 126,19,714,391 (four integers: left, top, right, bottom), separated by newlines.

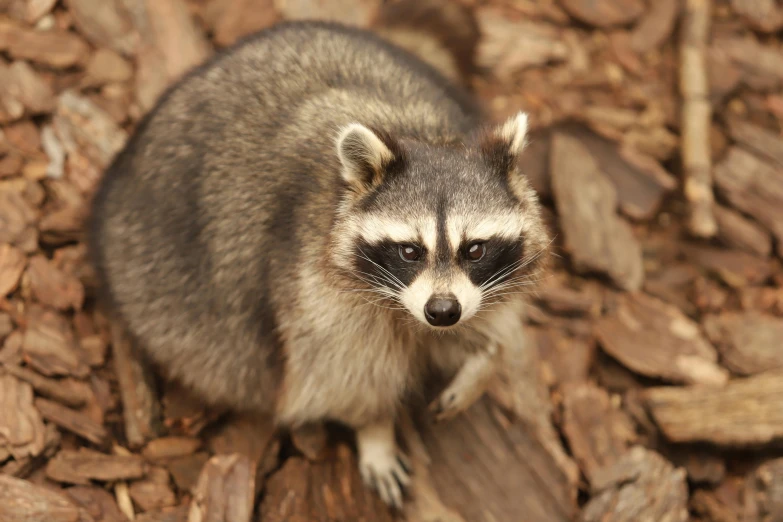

740,287,783,316
550,132,644,291
690,489,739,522
0,189,38,248
142,437,202,461
731,0,783,32
0,19,89,69
643,263,699,316
186,453,255,522
580,446,689,522
476,10,568,81
744,458,783,521
1,61,56,115
134,43,169,114
64,485,129,522
533,327,596,387
703,312,783,376
0,150,23,177
275,0,381,26
2,363,90,407
682,244,772,288
5,119,41,156
167,452,211,493
0,312,12,340
112,322,161,449
46,448,147,485
561,382,636,485
630,0,680,53
645,370,783,446
137,505,189,522
714,205,772,257
714,35,783,91
0,373,46,459
0,474,84,522
34,397,107,445
595,292,728,386
534,286,600,317
82,49,134,88
206,412,277,470
290,422,328,461
161,381,217,437
5,0,58,24
207,0,279,47
680,0,716,237
23,306,89,378
559,0,644,27
130,475,178,512
64,0,139,55
258,445,395,522
667,447,726,485
26,254,85,311
0,242,26,296
726,119,783,167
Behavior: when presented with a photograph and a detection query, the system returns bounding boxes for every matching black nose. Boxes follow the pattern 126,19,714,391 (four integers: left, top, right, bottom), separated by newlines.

424,297,461,327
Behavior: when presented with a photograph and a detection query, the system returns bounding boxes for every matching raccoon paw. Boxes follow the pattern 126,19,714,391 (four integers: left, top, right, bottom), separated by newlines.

429,381,484,422
359,446,412,509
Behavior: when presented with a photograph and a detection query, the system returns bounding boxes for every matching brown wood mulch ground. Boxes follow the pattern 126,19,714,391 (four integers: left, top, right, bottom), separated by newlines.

1,0,783,520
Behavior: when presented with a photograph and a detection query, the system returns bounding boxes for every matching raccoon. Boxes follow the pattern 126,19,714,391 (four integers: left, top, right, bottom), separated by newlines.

87,10,550,510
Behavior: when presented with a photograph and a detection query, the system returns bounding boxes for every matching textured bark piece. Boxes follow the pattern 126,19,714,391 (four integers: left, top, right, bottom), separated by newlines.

535,285,600,317
35,397,108,445
550,132,643,291
168,452,211,493
276,0,381,26
187,453,256,522
682,244,772,288
0,19,89,68
0,373,46,459
0,242,26,296
533,327,595,387
744,458,783,522
561,382,636,485
82,49,134,88
5,0,58,24
727,119,783,167
27,254,85,311
112,322,162,449
714,36,783,92
702,312,783,376
560,0,644,27
3,363,91,407
137,505,189,522
690,490,740,522
680,0,716,237
206,0,279,47
258,444,395,522
630,0,680,53
46,448,147,484
731,0,783,32
0,61,56,116
130,475,178,512
595,292,728,386
0,474,83,522
476,9,568,81
714,205,772,257
0,189,38,248
291,422,328,461
64,0,139,55
143,437,202,461
580,446,689,522
64,485,129,522
206,413,277,471
645,371,783,446
23,306,89,378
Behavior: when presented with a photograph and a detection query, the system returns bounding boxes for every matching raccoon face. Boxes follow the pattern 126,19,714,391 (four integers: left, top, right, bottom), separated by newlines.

333,112,549,329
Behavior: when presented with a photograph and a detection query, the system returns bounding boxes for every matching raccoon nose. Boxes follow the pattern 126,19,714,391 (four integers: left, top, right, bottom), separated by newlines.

424,297,461,327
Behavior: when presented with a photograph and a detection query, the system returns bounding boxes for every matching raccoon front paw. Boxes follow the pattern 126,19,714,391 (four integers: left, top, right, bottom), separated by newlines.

429,379,484,422
359,447,412,509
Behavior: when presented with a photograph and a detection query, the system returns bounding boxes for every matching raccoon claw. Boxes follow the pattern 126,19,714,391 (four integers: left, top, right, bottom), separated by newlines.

429,391,461,422
359,449,412,510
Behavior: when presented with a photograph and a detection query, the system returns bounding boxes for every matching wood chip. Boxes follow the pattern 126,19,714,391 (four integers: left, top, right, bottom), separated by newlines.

2,363,91,407
714,204,772,257
726,119,783,167
5,0,58,25
276,0,381,26
559,0,644,28
64,485,129,522
690,489,740,522
23,306,89,378
0,189,38,248
550,132,644,291
207,0,279,47
0,19,90,68
187,453,256,522
35,397,107,445
561,382,635,485
26,254,85,311
0,60,56,116
730,0,783,33
580,446,688,522
630,0,680,53
645,370,783,446
64,0,139,55
290,422,328,461
535,286,600,317
595,292,729,386
47,447,147,485
142,437,202,461
0,373,46,459
0,474,83,522
82,48,134,88
168,452,211,493
0,243,26,296
744,458,783,521
682,244,772,288
703,312,783,376
130,476,178,512
533,327,596,387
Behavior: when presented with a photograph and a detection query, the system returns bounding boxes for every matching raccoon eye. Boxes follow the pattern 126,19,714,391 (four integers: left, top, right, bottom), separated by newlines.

466,242,486,262
399,244,422,262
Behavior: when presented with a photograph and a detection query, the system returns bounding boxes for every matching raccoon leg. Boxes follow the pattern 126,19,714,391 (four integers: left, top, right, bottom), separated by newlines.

356,417,412,509
429,342,498,422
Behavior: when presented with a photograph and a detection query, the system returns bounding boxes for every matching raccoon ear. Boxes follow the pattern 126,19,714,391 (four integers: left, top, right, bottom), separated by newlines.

480,111,533,200
494,111,529,157
336,123,397,193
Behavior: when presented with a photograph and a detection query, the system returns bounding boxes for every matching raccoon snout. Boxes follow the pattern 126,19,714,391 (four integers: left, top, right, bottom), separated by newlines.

424,296,461,327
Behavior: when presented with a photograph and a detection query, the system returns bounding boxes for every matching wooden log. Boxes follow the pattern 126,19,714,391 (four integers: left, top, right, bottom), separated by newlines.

186,453,256,522
645,371,783,446
679,0,717,237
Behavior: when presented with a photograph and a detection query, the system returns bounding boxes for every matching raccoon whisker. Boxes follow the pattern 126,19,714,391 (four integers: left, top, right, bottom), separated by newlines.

355,250,407,290
479,259,527,290
352,270,405,293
